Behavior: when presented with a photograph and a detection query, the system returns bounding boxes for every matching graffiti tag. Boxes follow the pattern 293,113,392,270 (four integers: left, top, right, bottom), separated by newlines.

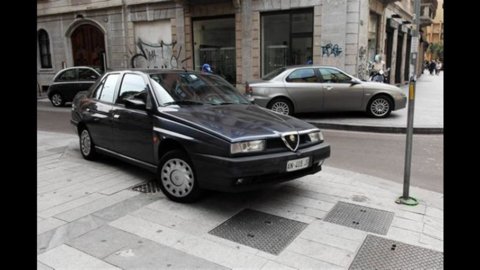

321,43,343,57
131,38,190,69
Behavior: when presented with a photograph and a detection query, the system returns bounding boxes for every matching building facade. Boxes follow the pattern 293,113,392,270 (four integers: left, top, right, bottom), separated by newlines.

424,0,442,61
37,0,437,92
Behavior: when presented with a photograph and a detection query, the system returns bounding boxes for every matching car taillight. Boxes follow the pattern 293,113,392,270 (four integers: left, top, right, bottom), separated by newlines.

245,83,253,95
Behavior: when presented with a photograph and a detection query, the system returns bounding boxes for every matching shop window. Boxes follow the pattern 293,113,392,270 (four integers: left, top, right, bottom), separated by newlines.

38,29,52,68
261,9,313,77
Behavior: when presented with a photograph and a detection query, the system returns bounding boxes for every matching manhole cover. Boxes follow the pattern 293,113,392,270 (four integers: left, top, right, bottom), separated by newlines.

131,181,162,193
209,209,307,255
324,201,394,235
349,235,443,269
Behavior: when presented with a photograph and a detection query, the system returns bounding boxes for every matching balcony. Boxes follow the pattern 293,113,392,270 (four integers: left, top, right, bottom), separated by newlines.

420,1,438,26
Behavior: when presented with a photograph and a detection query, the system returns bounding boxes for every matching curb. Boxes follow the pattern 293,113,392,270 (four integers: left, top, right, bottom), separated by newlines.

307,122,444,134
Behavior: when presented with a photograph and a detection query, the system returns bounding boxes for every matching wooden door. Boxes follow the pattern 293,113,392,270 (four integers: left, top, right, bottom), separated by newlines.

71,24,105,68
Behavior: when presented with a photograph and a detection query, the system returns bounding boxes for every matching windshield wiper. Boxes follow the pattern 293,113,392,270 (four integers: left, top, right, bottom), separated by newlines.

163,100,204,106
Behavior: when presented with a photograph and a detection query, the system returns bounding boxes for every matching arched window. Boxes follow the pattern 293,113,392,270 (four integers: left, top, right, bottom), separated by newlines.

38,29,52,68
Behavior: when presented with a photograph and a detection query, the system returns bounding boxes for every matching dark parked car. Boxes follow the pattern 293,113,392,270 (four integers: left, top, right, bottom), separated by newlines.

48,66,101,107
71,69,330,202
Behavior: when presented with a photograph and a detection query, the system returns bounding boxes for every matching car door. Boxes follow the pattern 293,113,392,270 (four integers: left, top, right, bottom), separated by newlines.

83,73,120,150
283,68,324,113
111,73,155,164
53,68,78,101
318,68,364,111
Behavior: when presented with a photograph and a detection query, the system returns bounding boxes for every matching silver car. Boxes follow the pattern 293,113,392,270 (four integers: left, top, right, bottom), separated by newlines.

246,65,407,118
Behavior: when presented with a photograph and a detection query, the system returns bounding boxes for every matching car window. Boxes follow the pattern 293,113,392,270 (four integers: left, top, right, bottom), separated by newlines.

116,74,147,104
56,69,77,82
92,78,106,100
285,68,318,83
318,68,351,83
78,69,99,81
262,67,286,80
97,74,119,103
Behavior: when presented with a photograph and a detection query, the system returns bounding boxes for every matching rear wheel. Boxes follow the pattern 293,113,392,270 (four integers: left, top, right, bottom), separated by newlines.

267,98,293,115
50,93,65,107
157,150,202,203
367,95,392,118
79,128,97,160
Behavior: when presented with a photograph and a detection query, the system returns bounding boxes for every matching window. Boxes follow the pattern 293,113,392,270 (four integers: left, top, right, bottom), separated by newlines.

318,68,351,83
38,29,52,69
96,74,119,103
78,69,99,81
92,78,106,100
116,74,147,104
286,68,317,83
56,69,77,82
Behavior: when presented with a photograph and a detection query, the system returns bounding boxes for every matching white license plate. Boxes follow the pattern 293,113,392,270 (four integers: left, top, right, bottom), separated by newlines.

286,157,310,172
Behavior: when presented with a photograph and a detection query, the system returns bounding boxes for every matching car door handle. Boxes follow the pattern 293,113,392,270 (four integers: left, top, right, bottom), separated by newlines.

113,114,120,119
85,108,90,112
325,86,333,90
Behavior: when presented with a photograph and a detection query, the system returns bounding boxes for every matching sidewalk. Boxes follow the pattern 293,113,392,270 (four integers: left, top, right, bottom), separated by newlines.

37,131,443,269
298,71,444,134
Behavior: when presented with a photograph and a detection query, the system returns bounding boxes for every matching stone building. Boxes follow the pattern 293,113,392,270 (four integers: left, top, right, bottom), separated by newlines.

37,0,437,92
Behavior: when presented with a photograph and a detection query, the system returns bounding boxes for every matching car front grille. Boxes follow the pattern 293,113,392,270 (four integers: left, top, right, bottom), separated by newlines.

265,134,316,153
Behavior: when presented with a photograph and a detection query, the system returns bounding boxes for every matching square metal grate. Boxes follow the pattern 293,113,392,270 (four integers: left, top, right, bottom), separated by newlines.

324,201,394,235
131,181,162,193
349,234,444,269
209,209,307,255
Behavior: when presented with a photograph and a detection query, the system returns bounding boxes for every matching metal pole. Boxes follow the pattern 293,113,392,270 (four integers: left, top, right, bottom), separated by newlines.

396,0,420,206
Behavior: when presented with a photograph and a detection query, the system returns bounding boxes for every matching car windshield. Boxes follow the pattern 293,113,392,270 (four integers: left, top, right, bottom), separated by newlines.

149,72,250,106
262,67,287,80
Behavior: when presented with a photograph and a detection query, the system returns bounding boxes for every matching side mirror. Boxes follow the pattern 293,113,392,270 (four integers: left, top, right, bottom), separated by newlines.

350,78,361,85
125,97,146,110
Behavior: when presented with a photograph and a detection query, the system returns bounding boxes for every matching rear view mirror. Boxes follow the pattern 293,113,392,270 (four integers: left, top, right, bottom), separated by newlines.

350,78,361,85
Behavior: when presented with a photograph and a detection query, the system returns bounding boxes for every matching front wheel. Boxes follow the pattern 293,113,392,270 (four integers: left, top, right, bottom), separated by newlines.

267,98,293,115
157,150,202,203
367,95,392,118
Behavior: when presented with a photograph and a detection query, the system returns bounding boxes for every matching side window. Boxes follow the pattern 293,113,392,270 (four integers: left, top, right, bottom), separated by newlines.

318,68,351,83
286,68,318,83
116,74,147,104
78,69,99,81
56,69,77,82
98,74,120,103
92,78,106,100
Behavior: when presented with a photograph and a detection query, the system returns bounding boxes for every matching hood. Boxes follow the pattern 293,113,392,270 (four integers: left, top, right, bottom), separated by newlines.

159,104,317,142
361,81,403,93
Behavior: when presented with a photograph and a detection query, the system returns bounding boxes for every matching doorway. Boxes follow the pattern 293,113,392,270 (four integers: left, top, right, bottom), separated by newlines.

71,24,106,71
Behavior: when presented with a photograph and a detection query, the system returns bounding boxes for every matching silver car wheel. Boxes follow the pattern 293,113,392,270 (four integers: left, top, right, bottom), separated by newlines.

160,158,194,198
52,94,63,106
271,101,290,115
370,98,390,117
80,129,91,156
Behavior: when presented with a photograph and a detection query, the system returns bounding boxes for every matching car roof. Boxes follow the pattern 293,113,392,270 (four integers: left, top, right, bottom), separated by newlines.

103,68,203,75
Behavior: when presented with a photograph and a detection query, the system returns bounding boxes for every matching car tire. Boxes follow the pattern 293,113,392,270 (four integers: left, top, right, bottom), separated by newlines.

157,150,202,203
268,98,293,115
79,127,97,160
50,93,65,107
367,95,393,118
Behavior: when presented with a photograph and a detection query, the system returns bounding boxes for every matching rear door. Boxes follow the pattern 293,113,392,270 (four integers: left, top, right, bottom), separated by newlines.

52,68,78,101
83,73,120,150
284,68,324,112
318,68,364,111
111,73,155,164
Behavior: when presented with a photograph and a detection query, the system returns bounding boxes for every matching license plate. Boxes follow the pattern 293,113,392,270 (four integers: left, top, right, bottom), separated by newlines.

286,157,310,172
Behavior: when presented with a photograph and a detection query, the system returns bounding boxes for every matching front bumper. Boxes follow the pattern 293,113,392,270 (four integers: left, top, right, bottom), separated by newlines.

190,142,330,192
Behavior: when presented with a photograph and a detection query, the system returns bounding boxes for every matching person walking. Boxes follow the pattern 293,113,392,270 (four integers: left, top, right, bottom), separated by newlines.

428,60,436,75
435,60,442,75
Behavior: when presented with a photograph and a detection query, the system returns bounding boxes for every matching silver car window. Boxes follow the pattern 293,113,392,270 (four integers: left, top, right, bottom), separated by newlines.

286,68,318,83
318,68,351,83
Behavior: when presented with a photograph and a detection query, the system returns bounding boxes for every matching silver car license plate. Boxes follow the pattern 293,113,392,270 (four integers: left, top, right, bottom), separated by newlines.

286,157,310,172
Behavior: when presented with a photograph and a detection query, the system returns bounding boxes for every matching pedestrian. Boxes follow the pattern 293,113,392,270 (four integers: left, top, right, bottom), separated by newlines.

428,60,436,75
435,60,442,75
202,63,212,73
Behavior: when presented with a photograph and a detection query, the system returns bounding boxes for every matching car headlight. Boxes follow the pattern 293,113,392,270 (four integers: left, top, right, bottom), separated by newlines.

231,140,265,154
308,131,324,143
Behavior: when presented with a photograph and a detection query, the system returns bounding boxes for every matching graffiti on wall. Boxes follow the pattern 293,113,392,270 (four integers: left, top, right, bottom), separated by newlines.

357,46,369,80
321,43,343,57
131,38,190,68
